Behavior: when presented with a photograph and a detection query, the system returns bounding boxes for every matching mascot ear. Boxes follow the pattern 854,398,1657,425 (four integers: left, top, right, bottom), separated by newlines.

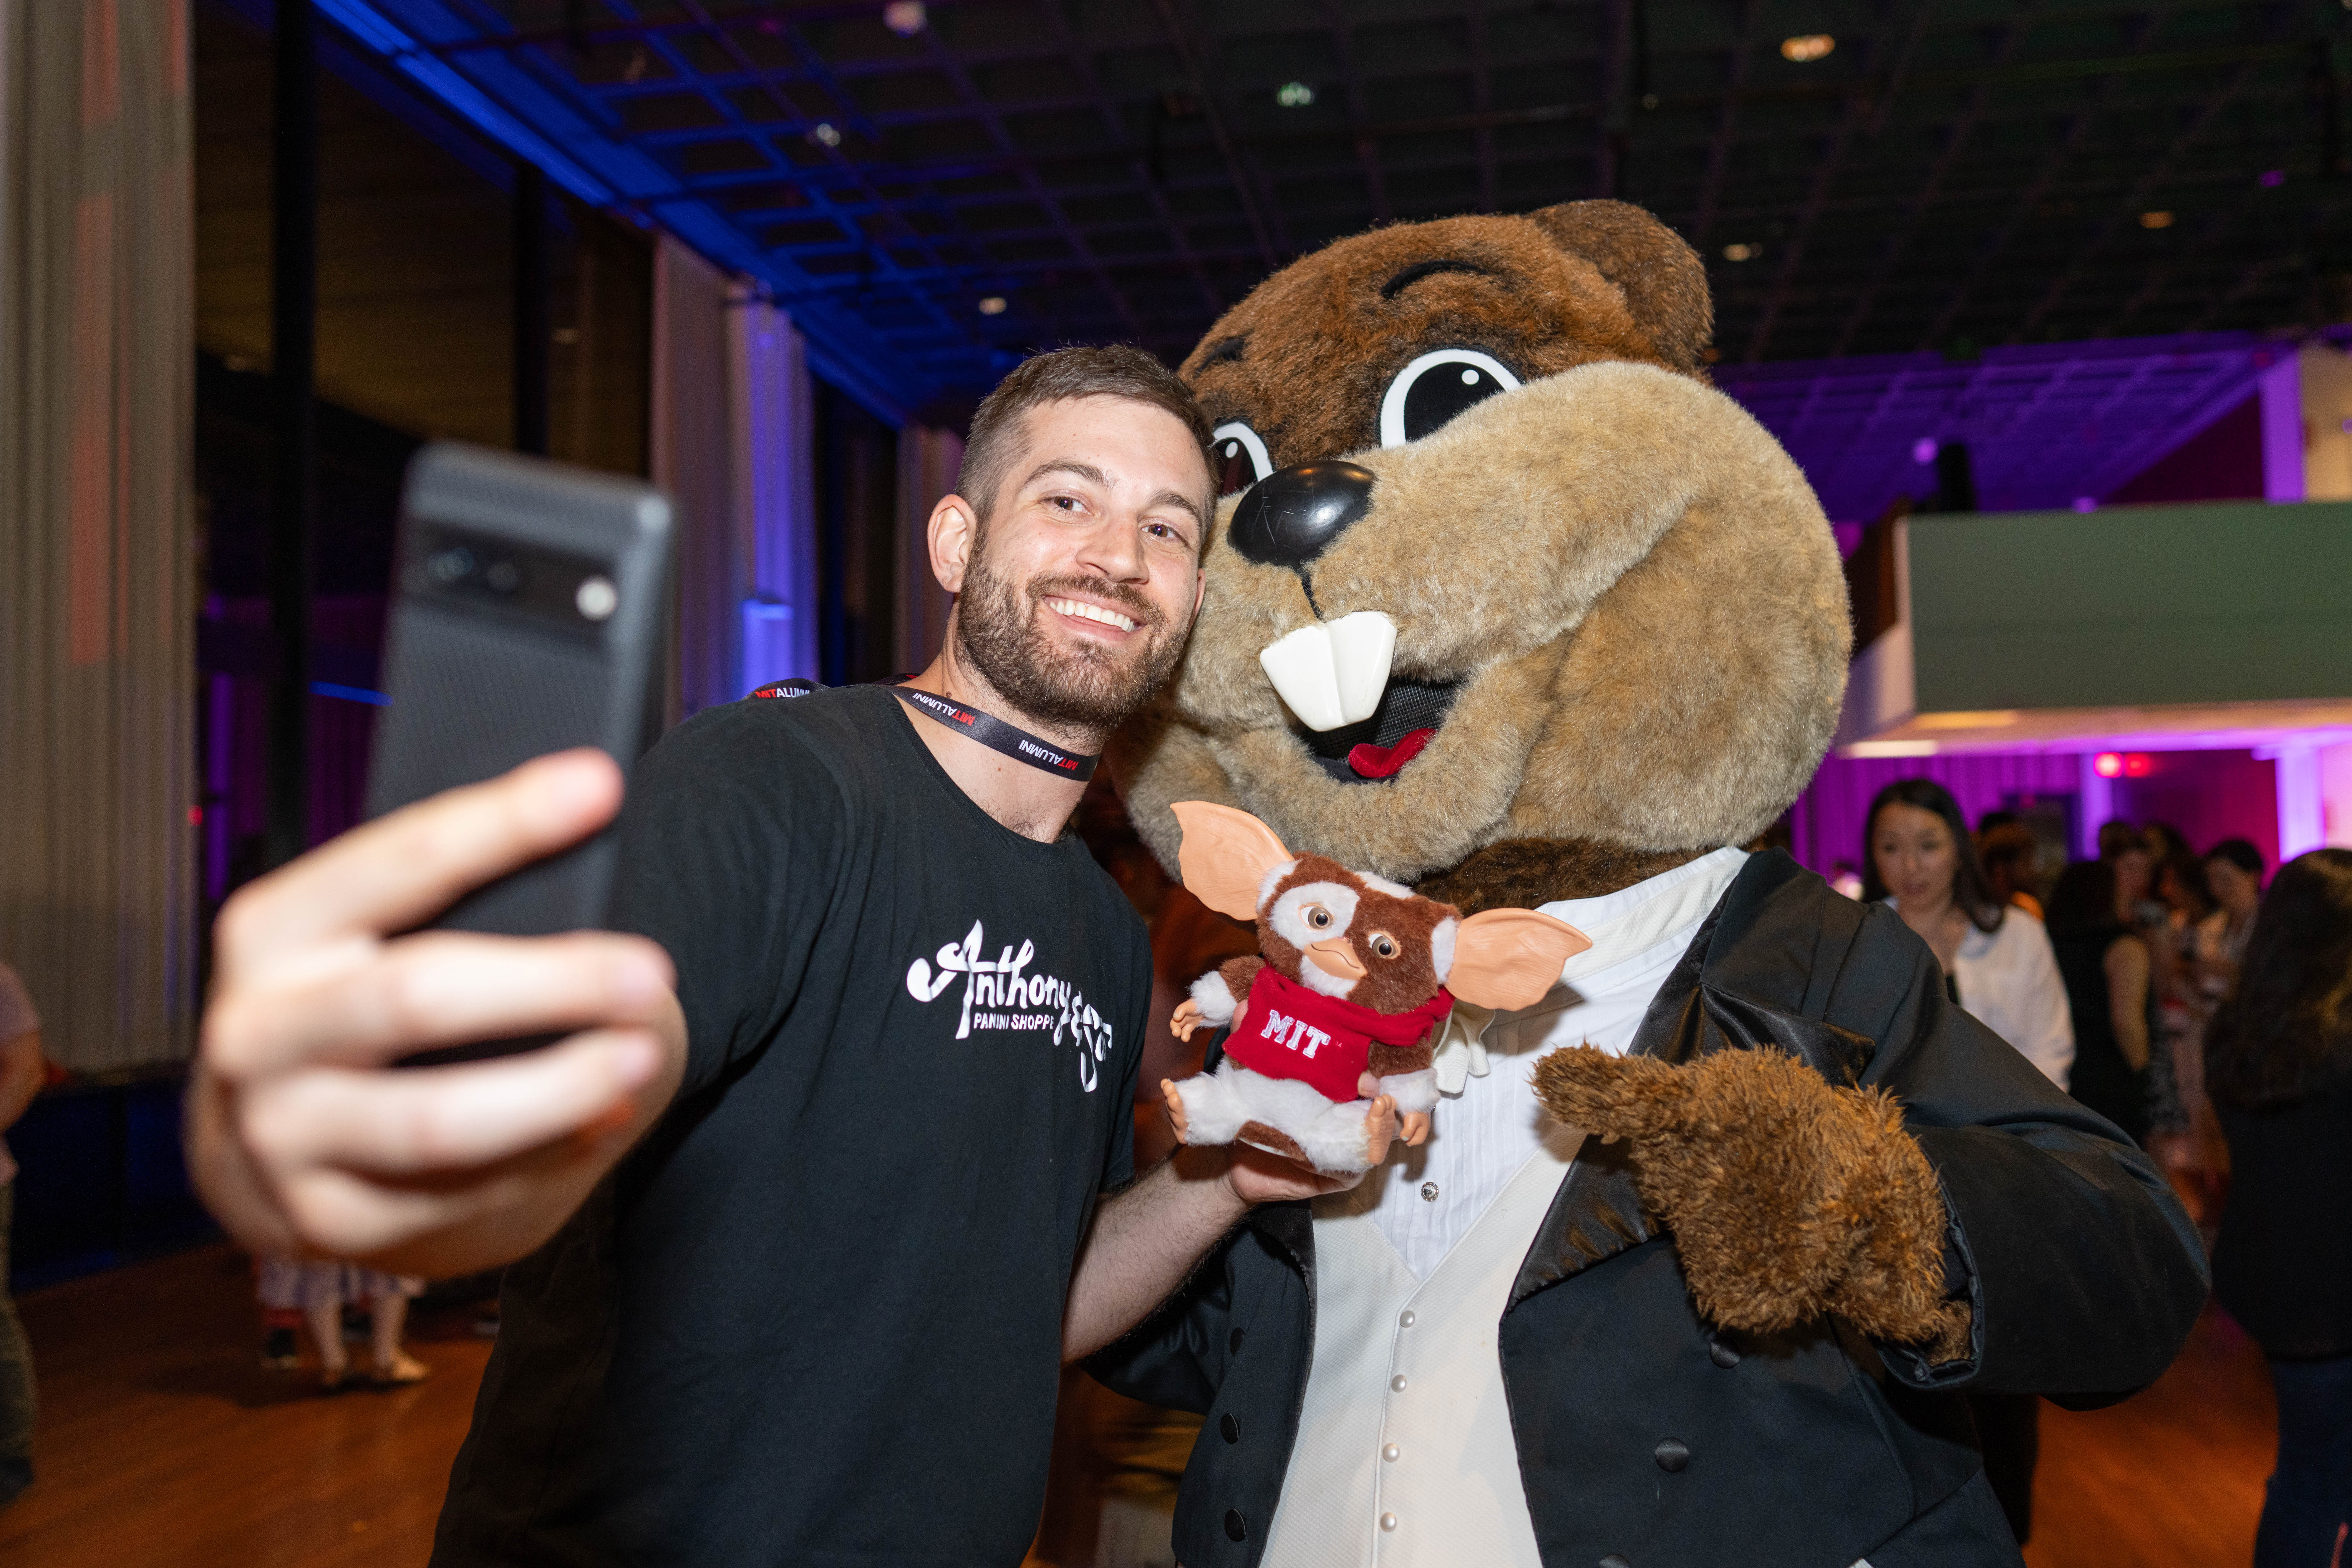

1172,801,1294,922
1445,909,1594,1012
1526,199,1713,375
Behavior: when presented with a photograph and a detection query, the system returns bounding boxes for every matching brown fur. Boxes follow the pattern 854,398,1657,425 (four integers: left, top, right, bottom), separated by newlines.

1528,1044,1966,1352
1367,1041,1435,1078
1256,855,1456,1017
1418,840,1707,915
1215,954,1266,1003
1236,1121,1309,1164
1115,357,1847,885
1179,202,1710,470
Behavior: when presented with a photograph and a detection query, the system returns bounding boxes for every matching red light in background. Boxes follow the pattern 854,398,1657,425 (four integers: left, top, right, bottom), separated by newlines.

2123,753,2153,777
187,804,203,826
2094,753,2123,777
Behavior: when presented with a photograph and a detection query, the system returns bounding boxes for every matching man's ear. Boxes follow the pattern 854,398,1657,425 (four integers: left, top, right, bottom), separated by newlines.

1444,909,1593,1011
1171,801,1293,921
928,494,978,595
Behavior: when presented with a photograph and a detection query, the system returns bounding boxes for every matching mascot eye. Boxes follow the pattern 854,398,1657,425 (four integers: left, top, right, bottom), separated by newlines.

1304,903,1333,930
1211,421,1273,497
1369,932,1399,959
1378,349,1522,448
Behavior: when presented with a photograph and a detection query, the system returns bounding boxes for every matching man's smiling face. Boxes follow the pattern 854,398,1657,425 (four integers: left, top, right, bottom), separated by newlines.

952,394,1212,734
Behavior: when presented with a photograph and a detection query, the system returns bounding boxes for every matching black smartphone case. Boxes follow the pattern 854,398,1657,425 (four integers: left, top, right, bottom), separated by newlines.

366,443,674,940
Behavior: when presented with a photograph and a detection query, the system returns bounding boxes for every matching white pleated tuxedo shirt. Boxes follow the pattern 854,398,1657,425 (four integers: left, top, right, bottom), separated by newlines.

1255,848,1750,1568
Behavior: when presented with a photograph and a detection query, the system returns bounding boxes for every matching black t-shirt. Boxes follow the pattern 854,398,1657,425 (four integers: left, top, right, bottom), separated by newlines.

431,684,1150,1568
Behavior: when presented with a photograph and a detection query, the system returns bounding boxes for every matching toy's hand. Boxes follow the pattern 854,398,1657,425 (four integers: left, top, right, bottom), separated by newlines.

1399,1111,1431,1147
1530,1045,1967,1356
1170,1000,1203,1041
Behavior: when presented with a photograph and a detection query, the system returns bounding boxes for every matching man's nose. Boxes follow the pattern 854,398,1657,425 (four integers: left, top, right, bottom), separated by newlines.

1228,461,1376,567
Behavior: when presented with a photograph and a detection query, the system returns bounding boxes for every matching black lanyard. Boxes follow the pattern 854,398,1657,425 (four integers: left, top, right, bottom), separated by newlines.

889,686,1099,781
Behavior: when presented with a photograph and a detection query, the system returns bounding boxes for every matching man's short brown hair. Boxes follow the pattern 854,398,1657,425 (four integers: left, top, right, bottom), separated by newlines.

957,345,1214,529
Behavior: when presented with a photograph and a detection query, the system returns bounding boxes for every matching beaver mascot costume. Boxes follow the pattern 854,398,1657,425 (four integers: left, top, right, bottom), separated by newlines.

1089,201,2207,1568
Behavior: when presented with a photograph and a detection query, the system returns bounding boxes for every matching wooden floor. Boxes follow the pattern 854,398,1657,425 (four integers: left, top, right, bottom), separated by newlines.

0,1245,2281,1566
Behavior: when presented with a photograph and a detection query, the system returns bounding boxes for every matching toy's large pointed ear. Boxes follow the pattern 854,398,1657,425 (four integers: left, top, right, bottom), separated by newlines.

1444,909,1593,1012
1171,801,1293,922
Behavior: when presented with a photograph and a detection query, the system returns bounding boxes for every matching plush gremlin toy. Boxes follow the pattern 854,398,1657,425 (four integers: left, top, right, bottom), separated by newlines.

1159,800,1589,1172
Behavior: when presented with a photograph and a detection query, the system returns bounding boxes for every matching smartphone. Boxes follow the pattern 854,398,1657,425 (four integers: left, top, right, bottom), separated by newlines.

366,442,674,957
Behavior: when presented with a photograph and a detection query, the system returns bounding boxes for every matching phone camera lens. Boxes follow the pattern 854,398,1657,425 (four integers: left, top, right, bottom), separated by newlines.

428,547,474,583
485,561,520,594
575,575,619,622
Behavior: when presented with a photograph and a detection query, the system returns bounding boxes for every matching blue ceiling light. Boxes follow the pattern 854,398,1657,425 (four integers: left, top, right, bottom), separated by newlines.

312,0,933,421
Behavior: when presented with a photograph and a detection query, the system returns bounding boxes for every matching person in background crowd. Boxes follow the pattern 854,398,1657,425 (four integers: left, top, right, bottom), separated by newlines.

1863,779,2072,1547
2198,839,2266,999
2133,830,2211,1179
1827,858,1865,900
255,1257,430,1393
1865,781,2073,1085
2047,860,2154,1146
0,962,45,1510
1978,822,2047,920
2104,822,2164,930
2203,849,2352,1568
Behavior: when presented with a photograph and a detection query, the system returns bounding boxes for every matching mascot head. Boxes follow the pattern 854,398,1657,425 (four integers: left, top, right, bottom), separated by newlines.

1111,200,1849,906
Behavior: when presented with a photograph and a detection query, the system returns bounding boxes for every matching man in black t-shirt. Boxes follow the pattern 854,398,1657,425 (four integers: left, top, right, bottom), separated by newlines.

189,348,1395,1565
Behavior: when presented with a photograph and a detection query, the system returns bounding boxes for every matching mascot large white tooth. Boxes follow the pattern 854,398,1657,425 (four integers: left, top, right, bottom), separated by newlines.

1257,611,1396,732
1097,198,2208,1568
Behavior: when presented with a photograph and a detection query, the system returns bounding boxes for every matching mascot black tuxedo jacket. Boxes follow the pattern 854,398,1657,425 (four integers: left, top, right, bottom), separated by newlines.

1090,851,2208,1568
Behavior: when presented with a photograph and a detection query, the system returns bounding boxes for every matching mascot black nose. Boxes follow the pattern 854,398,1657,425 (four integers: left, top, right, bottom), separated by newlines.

1226,461,1376,567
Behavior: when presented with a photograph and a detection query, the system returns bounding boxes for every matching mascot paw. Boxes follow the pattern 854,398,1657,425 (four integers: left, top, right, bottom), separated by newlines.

1531,1045,1960,1351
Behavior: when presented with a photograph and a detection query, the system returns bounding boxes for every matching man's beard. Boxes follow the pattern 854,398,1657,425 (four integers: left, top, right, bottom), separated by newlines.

954,556,1185,736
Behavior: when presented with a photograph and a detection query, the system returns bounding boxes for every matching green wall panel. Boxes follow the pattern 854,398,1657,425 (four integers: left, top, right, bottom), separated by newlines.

1907,500,2352,712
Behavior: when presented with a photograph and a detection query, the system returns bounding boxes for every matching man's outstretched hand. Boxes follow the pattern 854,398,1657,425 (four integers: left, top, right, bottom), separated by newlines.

190,751,688,1278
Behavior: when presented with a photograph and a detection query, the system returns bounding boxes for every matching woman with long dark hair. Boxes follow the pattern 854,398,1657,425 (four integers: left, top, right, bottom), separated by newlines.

2044,859,2154,1146
1863,780,2072,1085
1862,779,2072,1548
2205,848,2352,1567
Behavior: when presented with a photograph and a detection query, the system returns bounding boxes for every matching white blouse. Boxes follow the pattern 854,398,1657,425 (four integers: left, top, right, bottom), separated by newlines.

1950,907,2075,1090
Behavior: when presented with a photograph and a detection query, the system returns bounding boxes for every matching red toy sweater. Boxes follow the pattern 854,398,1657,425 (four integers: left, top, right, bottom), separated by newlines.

1222,967,1455,1104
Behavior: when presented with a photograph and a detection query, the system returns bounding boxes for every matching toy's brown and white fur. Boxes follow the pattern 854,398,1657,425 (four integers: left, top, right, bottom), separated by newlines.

1161,801,1588,1173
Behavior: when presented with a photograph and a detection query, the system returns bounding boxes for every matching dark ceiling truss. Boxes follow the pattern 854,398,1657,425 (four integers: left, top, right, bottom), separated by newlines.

1827,2,2043,360
335,0,2352,410
1739,0,1938,362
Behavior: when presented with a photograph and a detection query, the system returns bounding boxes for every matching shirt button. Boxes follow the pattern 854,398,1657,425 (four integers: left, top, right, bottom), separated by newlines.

1600,1556,1632,1568
1230,1326,1246,1355
1399,1310,1416,1328
1420,1181,1439,1202
1224,1508,1248,1542
1380,1513,1398,1532
1708,1335,1740,1369
1220,1413,1242,1444
1654,1438,1691,1473
1391,1374,1407,1392
1382,1444,1401,1462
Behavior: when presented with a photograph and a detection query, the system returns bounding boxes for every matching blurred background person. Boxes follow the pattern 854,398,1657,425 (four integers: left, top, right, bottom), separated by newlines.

2138,826,2211,1169
254,1259,429,1394
2047,860,2155,1147
1865,781,2073,1085
1978,821,2048,920
2203,849,2352,1568
2198,839,2267,999
0,961,45,1510
1864,780,2071,1547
